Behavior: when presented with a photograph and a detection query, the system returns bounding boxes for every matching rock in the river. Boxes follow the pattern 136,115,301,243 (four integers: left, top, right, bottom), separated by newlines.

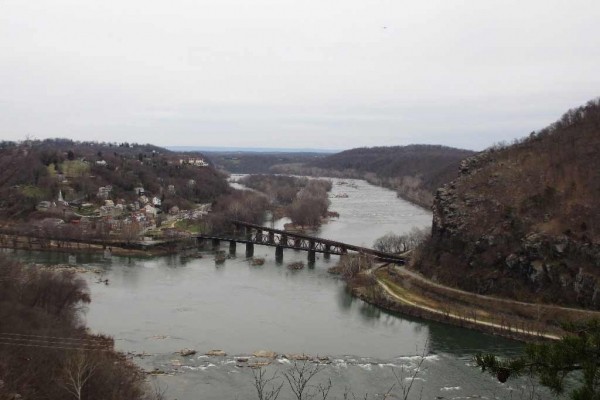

251,257,265,266
287,262,304,270
180,348,197,356
206,349,227,356
253,350,277,358
284,353,310,361
147,368,166,375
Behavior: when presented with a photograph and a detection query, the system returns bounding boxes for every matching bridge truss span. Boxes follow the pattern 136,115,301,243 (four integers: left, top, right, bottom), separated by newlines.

193,220,405,264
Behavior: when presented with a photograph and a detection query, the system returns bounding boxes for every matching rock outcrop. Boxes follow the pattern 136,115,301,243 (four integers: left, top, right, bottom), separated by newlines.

416,99,600,309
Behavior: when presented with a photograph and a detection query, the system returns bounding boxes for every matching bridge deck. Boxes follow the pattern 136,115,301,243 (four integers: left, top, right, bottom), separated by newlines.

194,220,405,263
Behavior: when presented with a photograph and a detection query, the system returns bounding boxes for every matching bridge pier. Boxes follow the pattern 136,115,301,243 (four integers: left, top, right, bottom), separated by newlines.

308,250,316,263
229,241,236,254
275,246,283,262
197,238,205,249
268,231,275,244
246,243,254,257
324,244,331,260
212,238,220,248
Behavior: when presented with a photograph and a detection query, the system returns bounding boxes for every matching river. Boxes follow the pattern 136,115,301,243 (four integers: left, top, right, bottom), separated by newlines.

5,178,556,399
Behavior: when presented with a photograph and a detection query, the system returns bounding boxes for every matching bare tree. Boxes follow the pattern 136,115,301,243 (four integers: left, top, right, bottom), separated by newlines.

147,378,168,400
373,228,429,255
61,351,98,400
252,368,283,400
384,344,428,400
337,254,374,279
283,361,329,400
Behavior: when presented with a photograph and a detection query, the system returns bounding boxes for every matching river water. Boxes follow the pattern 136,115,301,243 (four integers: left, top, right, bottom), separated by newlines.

6,178,556,399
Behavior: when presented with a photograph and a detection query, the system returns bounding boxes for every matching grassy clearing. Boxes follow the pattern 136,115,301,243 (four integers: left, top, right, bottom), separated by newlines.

20,185,47,199
61,160,90,177
175,219,205,234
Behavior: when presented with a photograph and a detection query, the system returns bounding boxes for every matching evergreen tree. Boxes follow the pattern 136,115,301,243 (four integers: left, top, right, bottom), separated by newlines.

476,320,600,399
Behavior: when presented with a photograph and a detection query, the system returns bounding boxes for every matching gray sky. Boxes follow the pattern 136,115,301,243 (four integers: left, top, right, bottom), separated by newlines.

1,0,599,151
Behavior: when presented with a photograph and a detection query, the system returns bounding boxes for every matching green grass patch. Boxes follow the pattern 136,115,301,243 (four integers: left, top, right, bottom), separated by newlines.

61,160,90,177
20,185,47,199
175,219,205,234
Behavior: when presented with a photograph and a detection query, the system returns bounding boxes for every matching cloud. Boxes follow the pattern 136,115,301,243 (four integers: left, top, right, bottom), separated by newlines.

1,0,599,150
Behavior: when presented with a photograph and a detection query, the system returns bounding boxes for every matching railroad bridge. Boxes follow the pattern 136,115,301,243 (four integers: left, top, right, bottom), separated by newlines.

193,220,405,264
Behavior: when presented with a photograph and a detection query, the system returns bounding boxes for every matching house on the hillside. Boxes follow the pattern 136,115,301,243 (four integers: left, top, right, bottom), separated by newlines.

96,160,107,167
36,201,51,211
167,185,176,194
180,158,209,167
134,187,145,196
99,204,119,217
152,196,161,207
97,185,112,200
144,204,158,217
36,218,65,230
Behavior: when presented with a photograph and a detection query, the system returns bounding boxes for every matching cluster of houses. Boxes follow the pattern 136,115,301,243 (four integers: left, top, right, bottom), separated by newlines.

36,185,165,235
97,186,162,226
30,151,213,238
179,157,209,167
34,180,212,241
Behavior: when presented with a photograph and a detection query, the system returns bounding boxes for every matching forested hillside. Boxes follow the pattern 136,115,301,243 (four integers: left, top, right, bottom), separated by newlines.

207,151,327,174
415,99,600,309
273,145,474,207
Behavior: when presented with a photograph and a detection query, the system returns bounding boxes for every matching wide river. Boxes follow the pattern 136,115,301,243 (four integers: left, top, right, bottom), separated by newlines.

8,178,555,399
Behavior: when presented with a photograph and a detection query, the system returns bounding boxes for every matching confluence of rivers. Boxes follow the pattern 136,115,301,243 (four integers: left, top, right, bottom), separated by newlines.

6,177,559,399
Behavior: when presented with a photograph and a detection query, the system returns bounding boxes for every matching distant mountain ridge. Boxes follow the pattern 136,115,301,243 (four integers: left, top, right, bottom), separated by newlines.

415,98,600,309
272,144,475,208
168,146,338,154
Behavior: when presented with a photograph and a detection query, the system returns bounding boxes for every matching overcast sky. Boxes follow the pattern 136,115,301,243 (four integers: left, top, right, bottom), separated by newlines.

1,0,599,151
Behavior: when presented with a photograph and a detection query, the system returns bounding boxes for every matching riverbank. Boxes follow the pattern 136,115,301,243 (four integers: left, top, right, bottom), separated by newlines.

348,264,600,342
0,233,190,257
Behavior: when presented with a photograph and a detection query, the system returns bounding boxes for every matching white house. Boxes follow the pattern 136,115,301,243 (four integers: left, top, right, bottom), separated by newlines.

97,186,112,200
144,204,158,217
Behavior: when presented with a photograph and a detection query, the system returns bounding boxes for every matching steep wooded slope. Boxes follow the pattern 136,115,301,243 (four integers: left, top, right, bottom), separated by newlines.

415,99,600,308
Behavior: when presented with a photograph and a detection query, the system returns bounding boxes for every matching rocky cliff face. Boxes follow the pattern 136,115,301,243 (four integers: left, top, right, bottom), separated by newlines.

416,99,600,309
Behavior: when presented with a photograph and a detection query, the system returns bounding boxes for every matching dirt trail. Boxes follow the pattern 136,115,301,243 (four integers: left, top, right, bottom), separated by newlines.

395,266,600,315
373,276,561,340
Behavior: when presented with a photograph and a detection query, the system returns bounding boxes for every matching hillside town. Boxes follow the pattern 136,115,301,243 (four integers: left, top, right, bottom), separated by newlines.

0,140,225,243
